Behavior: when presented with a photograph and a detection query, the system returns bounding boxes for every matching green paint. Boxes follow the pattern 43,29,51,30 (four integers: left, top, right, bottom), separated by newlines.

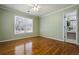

0,5,79,43
40,12,64,40
39,5,79,41
0,9,39,41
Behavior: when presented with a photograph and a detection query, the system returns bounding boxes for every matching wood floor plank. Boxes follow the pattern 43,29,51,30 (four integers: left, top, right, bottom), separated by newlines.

0,36,79,55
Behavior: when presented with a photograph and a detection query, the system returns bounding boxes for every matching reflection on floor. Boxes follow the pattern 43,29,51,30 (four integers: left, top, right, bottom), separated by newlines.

0,36,79,55
15,42,32,55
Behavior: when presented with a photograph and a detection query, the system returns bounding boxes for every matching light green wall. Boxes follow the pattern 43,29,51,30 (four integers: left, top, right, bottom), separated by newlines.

0,5,79,42
0,8,39,41
40,11,64,40
0,11,3,40
40,6,79,41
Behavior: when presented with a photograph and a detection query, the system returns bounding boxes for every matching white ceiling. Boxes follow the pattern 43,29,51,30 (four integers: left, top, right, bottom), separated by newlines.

1,4,74,16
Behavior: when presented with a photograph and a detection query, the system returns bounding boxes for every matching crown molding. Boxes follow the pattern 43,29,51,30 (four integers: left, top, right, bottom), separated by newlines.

41,4,79,17
0,5,36,18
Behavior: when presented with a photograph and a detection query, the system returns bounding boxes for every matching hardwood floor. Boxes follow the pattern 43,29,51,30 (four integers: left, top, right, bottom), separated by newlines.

0,36,79,55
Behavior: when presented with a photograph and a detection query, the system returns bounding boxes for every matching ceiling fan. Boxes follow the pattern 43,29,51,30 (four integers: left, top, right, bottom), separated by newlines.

26,4,40,13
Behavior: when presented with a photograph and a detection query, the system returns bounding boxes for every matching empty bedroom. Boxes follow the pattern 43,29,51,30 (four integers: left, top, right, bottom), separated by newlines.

0,4,79,55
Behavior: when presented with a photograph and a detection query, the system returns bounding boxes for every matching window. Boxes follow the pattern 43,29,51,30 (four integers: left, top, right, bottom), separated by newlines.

14,16,33,34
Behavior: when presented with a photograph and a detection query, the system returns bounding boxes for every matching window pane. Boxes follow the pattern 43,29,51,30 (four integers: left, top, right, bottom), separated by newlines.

14,16,33,34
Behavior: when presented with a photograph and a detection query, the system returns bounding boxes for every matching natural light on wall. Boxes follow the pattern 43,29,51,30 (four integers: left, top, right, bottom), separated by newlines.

14,16,33,34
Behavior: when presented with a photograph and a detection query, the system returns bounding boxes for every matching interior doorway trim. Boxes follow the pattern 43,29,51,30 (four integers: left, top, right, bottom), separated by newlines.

63,10,78,45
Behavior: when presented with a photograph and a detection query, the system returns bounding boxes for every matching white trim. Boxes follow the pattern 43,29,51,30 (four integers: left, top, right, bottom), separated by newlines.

40,35,79,45
0,35,38,42
41,5,78,17
63,10,78,45
40,35,64,42
63,13,65,42
0,5,78,17
76,10,78,44
14,15,33,35
0,5,35,18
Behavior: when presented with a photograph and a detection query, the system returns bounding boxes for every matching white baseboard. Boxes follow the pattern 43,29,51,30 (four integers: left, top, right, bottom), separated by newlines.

0,35,38,42
40,35,64,42
40,35,79,45
1,35,79,46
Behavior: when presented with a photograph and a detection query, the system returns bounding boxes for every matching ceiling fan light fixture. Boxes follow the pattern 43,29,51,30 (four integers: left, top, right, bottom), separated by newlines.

33,6,38,11
26,4,40,13
33,4,40,11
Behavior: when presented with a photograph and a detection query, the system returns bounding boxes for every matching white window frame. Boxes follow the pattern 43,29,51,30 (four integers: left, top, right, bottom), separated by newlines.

14,16,33,34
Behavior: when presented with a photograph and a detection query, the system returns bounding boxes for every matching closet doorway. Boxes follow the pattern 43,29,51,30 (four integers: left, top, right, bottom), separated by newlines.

64,10,77,44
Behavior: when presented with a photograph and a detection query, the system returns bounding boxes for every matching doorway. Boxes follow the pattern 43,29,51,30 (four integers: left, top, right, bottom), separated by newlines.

64,11,77,44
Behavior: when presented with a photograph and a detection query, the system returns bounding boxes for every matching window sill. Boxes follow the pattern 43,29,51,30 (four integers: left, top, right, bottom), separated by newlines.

14,32,33,35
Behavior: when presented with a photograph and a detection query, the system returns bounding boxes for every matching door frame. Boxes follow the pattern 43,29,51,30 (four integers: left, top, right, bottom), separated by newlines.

63,10,78,44
63,14,66,42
